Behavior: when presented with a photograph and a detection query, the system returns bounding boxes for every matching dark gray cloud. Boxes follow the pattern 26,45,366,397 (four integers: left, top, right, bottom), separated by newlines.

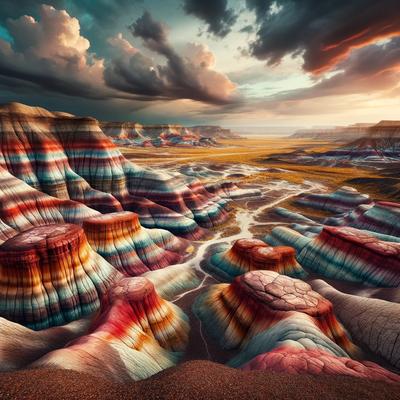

182,0,238,37
105,11,236,104
246,0,400,73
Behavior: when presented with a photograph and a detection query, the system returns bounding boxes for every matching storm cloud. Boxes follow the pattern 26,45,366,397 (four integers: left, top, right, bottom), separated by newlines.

182,0,238,37
105,11,236,104
246,0,400,73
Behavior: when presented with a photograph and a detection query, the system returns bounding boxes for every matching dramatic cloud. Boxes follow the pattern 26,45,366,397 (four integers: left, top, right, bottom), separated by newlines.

182,0,238,37
246,0,400,73
0,5,106,98
271,37,400,102
105,11,236,104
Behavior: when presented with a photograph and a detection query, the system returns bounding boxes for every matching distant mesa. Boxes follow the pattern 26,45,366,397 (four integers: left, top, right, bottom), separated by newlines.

291,123,373,141
296,186,371,213
101,122,238,147
32,277,189,381
291,120,400,165
312,280,400,369
203,238,305,281
0,224,120,330
189,125,240,139
83,211,190,276
193,270,352,353
266,225,400,287
0,102,231,238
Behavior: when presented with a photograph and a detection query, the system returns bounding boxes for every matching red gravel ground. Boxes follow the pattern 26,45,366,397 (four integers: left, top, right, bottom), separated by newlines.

1,360,399,400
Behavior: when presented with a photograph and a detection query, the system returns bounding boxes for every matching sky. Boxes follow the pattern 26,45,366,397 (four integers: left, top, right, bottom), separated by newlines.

0,0,399,127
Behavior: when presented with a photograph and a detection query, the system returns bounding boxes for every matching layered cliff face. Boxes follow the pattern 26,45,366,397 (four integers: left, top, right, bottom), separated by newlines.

32,277,189,382
291,123,372,141
0,103,229,238
296,186,371,213
203,239,305,281
0,224,121,330
193,271,352,353
189,125,238,139
343,120,400,158
312,280,400,369
0,166,99,240
266,225,400,287
82,211,190,276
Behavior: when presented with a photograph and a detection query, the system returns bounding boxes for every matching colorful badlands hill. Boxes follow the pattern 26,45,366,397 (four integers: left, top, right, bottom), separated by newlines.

82,211,190,276
312,280,400,369
194,270,400,383
203,238,305,281
326,201,400,237
0,224,121,330
193,270,352,352
296,186,371,213
266,225,400,287
101,122,221,147
31,277,189,381
0,102,230,238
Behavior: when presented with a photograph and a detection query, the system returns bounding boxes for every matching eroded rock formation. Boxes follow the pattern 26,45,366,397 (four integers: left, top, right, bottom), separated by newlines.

266,226,400,287
0,102,230,238
83,211,190,276
203,239,305,281
326,201,400,237
0,224,120,330
32,277,189,381
296,186,371,213
193,271,352,352
311,280,400,369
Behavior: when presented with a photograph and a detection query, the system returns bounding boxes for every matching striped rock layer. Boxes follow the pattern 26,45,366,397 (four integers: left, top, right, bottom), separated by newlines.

240,346,400,383
228,312,349,367
32,277,190,382
312,279,400,369
296,186,371,213
83,211,190,276
326,201,400,237
0,102,230,238
203,239,305,281
0,224,120,330
193,270,352,353
266,225,400,287
230,311,399,384
0,166,99,242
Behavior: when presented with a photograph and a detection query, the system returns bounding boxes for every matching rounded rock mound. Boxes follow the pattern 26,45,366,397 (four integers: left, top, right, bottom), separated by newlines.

0,224,120,330
32,276,190,381
193,270,352,352
83,211,189,275
203,238,305,281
